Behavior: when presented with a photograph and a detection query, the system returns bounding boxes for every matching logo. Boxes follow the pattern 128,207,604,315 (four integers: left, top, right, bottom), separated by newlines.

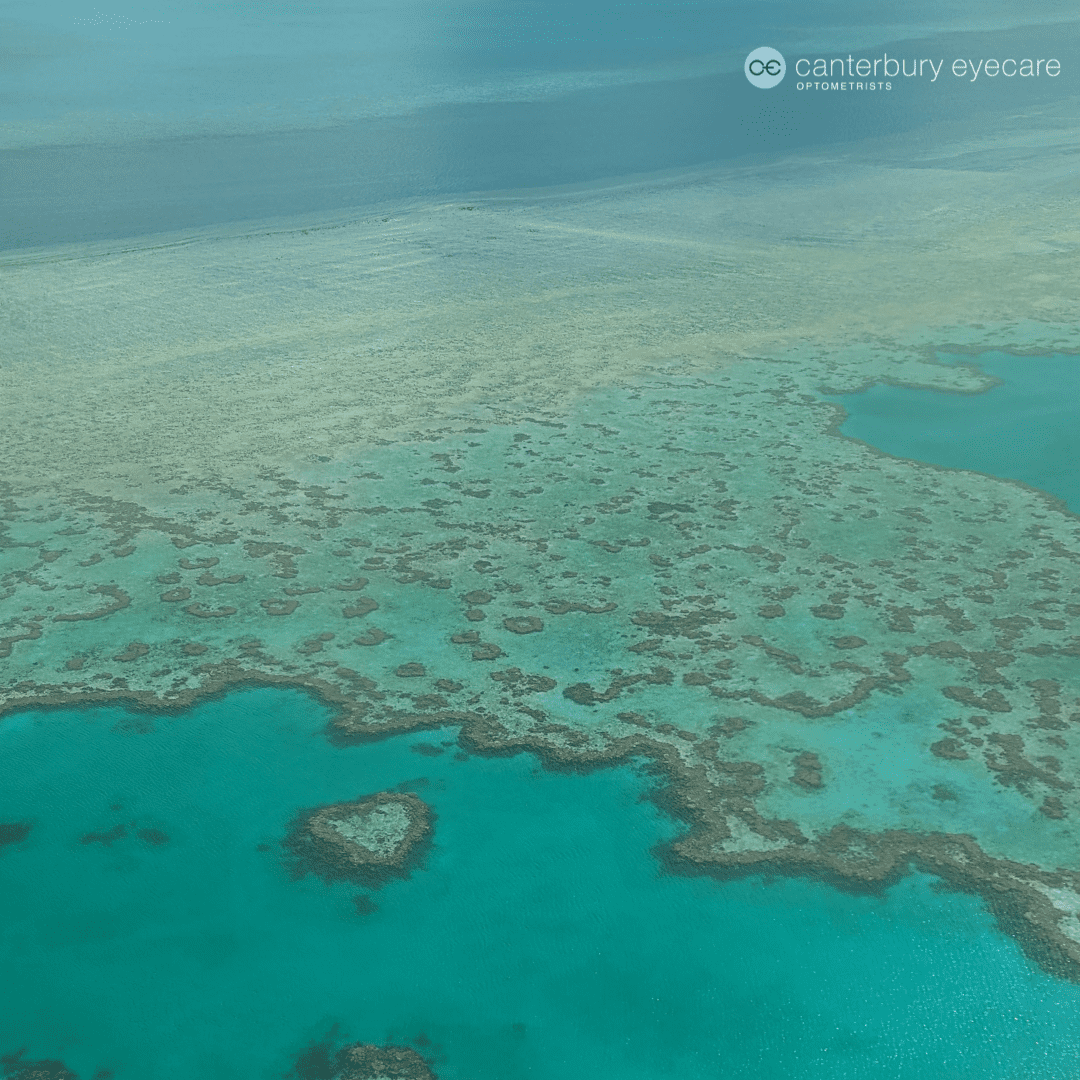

745,47,786,89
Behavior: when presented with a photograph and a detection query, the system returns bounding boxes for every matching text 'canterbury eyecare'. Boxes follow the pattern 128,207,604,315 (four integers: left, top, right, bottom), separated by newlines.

745,47,1062,91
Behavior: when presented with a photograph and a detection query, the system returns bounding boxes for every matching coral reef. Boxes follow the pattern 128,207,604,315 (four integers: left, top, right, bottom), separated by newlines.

283,792,433,888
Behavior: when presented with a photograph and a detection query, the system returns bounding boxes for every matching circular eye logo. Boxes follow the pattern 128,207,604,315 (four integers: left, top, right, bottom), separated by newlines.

745,46,786,88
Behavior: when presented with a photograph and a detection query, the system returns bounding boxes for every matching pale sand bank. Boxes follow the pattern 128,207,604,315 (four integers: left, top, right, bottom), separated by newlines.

2,101,1077,499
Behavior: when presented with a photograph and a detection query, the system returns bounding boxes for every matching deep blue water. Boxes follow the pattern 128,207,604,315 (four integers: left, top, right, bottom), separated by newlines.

829,351,1080,514
2,688,1079,1079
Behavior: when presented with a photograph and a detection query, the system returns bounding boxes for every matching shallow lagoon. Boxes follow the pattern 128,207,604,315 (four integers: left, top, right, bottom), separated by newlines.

829,351,1080,514
2,687,1080,1079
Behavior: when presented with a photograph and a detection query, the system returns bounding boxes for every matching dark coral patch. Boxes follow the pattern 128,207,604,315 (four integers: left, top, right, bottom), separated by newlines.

544,600,618,615
289,1039,434,1080
184,603,237,618
343,598,379,618
682,672,713,686
791,752,823,789
282,791,433,889
113,642,149,662
0,1050,79,1079
0,822,32,847
413,695,448,710
648,501,694,516
831,636,867,650
53,584,130,622
112,715,154,735
198,572,245,586
179,557,219,570
334,578,370,592
930,738,969,761
261,599,300,616
335,1043,435,1079
563,682,620,706
942,686,1012,713
490,669,557,693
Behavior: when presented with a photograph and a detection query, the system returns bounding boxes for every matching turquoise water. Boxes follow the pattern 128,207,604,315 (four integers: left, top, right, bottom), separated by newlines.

2,688,1079,1079
829,352,1080,514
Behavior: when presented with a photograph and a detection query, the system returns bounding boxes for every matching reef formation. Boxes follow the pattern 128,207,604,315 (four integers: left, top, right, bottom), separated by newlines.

3,341,1080,983
283,792,433,888
2,137,1080,988
292,1040,435,1080
0,1049,83,1080
333,1043,434,1080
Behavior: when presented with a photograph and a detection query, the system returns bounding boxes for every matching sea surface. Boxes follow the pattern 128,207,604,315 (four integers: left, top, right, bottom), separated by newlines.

3,3,1076,249
2,687,1080,1080
4,1,1080,1076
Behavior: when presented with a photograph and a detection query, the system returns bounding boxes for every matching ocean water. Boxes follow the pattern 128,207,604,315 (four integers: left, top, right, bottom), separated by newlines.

827,352,1080,514
5,1,1080,1076
4,3,1077,248
2,688,1079,1080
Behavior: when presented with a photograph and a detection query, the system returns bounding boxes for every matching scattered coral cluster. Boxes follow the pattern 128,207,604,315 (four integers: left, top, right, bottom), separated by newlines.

3,338,1079,980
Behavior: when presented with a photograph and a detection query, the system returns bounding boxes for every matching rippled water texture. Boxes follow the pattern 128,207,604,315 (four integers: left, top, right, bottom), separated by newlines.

2,689,1080,1080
